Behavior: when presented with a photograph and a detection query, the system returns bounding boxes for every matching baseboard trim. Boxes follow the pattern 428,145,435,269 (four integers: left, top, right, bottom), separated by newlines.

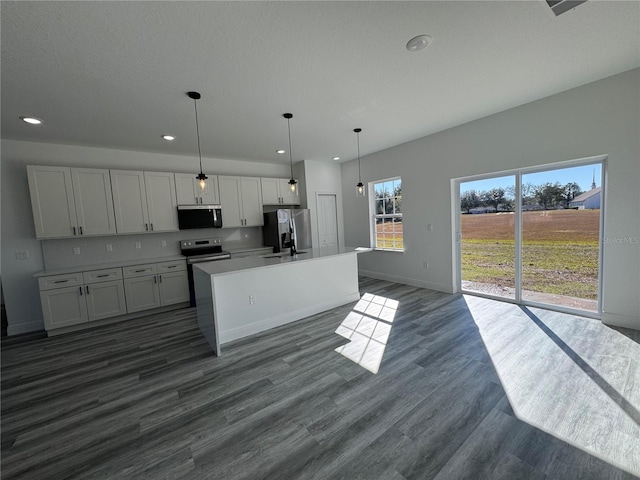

602,312,640,330
358,270,454,294
7,321,44,336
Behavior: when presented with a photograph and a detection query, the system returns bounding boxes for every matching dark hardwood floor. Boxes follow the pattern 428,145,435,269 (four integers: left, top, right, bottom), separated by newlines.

2,277,639,479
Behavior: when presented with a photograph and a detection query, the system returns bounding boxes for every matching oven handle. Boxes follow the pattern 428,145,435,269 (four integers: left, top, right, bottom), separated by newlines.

186,254,231,264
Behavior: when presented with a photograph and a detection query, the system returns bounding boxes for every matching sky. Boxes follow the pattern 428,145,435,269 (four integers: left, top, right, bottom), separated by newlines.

460,163,602,197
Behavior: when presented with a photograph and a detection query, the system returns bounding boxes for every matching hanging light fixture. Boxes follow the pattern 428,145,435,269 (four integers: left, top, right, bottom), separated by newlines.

283,113,297,195
354,128,365,197
188,91,208,191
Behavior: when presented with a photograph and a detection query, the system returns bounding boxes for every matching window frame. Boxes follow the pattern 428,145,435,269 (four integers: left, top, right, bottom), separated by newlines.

369,176,404,252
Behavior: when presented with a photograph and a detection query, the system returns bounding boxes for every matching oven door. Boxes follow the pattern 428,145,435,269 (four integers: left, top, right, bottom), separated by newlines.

178,205,222,229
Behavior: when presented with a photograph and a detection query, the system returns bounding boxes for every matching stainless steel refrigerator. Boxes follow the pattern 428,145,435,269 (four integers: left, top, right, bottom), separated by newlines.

263,209,312,253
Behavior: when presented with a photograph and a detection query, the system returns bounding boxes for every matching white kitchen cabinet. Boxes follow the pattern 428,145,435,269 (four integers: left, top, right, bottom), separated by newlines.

175,173,220,205
219,176,263,227
111,170,178,233
123,260,188,312
38,268,126,330
261,177,300,205
144,171,179,232
27,165,116,239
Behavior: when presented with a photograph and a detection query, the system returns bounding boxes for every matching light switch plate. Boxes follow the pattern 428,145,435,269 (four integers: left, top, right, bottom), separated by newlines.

135,242,141,249
73,247,81,255
15,250,30,260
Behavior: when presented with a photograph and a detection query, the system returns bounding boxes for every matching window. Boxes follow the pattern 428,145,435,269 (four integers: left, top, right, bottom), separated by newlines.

371,177,403,251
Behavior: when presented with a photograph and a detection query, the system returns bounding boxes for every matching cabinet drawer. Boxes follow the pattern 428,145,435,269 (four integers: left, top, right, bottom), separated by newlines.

83,268,123,284
38,273,84,291
123,264,157,278
157,260,187,273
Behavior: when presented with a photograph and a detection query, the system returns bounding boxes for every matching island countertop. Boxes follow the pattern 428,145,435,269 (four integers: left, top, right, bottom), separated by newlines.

195,246,371,276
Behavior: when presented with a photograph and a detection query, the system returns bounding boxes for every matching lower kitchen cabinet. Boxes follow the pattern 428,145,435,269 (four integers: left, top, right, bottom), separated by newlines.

38,268,127,330
123,260,188,313
37,259,188,334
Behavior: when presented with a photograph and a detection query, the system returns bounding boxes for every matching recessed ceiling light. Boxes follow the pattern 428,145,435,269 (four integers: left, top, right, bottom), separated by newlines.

20,116,43,125
276,149,286,154
332,156,340,161
162,135,176,141
406,34,432,52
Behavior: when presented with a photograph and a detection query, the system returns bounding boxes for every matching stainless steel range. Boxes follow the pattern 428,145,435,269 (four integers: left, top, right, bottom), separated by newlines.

180,237,231,306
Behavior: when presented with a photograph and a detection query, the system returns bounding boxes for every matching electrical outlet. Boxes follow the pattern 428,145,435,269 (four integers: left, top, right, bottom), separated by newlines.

15,250,30,260
161,240,167,247
106,244,113,252
135,242,141,249
427,224,433,232
249,295,256,305
423,261,429,269
73,247,81,255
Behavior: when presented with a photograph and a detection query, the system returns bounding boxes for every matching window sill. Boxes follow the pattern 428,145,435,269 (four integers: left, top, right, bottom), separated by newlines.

372,248,405,253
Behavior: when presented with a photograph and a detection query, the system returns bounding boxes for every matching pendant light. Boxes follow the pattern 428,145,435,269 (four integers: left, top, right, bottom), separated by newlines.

354,128,365,197
283,113,297,195
188,91,208,191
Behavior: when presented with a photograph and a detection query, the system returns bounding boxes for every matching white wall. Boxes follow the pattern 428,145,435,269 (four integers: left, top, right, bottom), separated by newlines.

342,68,640,330
1,140,291,335
299,160,345,249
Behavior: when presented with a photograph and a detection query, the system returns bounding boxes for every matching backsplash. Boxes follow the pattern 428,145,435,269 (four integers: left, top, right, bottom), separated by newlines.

41,227,263,270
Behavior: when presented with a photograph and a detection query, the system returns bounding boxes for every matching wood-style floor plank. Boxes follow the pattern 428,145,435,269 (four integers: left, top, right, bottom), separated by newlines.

2,277,639,479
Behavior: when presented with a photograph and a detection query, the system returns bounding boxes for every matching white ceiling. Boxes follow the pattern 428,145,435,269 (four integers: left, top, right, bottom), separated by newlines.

2,1,639,166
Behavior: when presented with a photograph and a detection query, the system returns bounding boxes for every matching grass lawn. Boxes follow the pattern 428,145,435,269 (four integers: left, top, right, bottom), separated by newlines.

461,210,600,300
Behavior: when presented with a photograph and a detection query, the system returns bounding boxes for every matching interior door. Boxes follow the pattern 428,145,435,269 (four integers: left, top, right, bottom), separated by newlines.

317,194,339,248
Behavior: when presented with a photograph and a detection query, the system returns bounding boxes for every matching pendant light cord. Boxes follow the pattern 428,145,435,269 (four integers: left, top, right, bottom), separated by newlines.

357,130,362,182
193,98,203,173
287,116,294,179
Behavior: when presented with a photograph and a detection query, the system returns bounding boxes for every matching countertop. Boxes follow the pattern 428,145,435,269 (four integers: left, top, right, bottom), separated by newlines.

33,255,187,277
226,246,273,254
194,246,371,276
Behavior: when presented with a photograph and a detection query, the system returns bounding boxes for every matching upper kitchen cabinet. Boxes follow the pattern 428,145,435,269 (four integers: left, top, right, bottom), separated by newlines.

218,176,263,227
111,170,178,234
27,165,116,239
175,173,220,205
261,178,300,205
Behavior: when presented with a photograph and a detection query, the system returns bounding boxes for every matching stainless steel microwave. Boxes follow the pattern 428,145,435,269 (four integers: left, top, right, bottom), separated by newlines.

177,205,223,229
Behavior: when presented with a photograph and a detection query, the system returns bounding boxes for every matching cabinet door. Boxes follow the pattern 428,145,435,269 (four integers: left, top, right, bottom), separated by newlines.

85,280,127,321
199,175,220,205
241,177,264,226
40,286,88,330
111,170,149,233
261,178,281,205
71,168,117,236
27,165,78,239
218,176,243,227
175,173,199,204
144,171,178,232
124,276,160,313
158,270,189,306
280,178,301,205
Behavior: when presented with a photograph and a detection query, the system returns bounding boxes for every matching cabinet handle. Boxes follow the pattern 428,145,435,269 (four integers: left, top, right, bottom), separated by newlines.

79,286,83,296
79,226,83,235
73,226,77,236
154,275,157,284
145,223,149,231
96,274,109,278
150,223,154,231
134,269,146,273
86,286,90,295
159,275,163,283
54,280,68,284
166,265,177,268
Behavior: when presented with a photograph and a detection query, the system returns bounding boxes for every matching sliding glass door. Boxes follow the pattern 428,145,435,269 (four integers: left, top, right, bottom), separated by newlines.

458,159,603,314
460,175,516,300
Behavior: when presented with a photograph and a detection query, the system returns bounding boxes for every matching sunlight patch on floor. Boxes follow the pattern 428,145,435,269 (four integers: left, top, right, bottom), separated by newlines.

463,294,640,477
334,293,398,374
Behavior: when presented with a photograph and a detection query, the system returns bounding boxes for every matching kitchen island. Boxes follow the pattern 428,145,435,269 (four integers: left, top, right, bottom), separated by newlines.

194,246,369,355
